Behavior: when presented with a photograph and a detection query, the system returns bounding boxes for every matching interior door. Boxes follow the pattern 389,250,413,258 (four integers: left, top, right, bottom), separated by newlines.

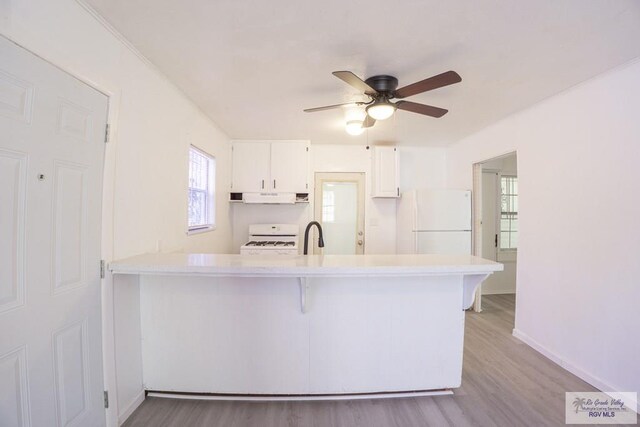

314,173,365,254
481,171,498,262
479,170,501,295
231,141,270,192
0,36,108,426
270,141,309,193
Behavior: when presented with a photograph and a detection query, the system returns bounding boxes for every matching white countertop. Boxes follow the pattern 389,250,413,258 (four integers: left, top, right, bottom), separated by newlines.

109,253,503,277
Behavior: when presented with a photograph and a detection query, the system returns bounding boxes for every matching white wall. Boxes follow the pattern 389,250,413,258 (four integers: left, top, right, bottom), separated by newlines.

446,60,640,405
1,0,232,424
399,146,448,190
1,1,233,259
229,144,446,255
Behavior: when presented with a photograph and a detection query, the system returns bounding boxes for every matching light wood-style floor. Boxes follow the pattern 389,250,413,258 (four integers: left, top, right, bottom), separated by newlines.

122,294,603,426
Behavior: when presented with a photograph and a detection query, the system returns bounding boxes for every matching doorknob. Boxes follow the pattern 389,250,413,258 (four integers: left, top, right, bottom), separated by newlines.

358,240,363,246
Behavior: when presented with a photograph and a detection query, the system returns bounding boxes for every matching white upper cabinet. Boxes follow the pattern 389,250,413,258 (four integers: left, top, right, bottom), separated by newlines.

371,146,400,198
231,140,309,193
231,142,270,192
270,141,309,193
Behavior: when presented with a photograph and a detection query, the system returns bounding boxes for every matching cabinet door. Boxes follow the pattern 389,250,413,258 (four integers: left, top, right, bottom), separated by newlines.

231,142,270,192
372,146,399,197
270,141,309,193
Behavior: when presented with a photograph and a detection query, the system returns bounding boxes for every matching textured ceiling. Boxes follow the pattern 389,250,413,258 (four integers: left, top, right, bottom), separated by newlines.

83,0,640,145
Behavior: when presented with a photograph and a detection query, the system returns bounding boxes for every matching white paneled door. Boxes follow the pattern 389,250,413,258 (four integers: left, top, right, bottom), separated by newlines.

314,173,365,255
0,36,108,426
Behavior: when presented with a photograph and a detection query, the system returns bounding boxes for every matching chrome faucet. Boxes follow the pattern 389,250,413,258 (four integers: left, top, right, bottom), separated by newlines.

303,221,325,255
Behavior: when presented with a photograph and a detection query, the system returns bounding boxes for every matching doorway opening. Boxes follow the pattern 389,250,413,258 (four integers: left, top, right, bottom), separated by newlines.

472,152,518,313
313,172,365,254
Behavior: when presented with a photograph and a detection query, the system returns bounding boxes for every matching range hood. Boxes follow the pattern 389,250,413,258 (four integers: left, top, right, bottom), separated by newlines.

242,192,296,204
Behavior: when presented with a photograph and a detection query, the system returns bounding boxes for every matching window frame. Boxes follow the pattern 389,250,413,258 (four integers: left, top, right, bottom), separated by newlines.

498,174,518,252
187,145,216,235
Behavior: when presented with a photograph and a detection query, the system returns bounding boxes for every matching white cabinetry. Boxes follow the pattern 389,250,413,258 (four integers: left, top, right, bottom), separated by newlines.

271,141,309,193
231,140,309,193
371,146,399,198
231,142,270,192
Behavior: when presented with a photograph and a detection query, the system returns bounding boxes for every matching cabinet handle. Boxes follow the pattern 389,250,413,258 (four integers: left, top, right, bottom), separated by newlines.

261,179,265,189
274,179,276,189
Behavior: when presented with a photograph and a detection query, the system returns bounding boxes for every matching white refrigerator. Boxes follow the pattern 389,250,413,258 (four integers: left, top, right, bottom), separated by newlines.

397,189,472,255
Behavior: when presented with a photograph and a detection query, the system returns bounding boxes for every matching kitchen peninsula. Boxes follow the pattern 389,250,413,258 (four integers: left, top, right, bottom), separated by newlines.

109,253,502,401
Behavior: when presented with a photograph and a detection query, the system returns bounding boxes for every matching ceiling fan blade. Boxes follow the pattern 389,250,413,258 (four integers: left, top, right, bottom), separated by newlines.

332,71,378,95
394,71,461,99
303,102,362,113
396,101,448,118
362,116,376,128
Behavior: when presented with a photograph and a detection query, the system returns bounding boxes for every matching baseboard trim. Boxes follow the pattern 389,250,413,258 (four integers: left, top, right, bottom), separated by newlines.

118,389,145,426
512,328,638,413
146,389,453,402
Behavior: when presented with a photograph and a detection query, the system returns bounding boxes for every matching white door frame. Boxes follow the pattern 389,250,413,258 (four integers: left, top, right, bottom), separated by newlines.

472,163,483,312
477,168,501,307
471,151,518,313
313,172,366,255
1,34,121,426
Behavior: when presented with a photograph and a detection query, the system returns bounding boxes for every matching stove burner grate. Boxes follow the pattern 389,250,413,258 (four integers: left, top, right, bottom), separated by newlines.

245,240,296,247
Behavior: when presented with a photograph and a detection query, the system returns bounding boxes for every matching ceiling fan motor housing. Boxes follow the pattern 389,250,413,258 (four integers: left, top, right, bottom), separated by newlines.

364,75,399,95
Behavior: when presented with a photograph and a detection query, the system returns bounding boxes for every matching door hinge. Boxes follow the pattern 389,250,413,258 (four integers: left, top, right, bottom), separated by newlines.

397,187,400,197
494,234,498,248
100,260,106,279
104,124,110,143
306,147,309,152
103,391,109,408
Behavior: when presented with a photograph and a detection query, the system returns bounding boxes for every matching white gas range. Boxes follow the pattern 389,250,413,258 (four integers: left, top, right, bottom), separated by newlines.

240,224,299,255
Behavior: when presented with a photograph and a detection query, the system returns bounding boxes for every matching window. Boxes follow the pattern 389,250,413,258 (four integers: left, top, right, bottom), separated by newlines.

322,187,335,222
188,146,215,233
499,175,518,250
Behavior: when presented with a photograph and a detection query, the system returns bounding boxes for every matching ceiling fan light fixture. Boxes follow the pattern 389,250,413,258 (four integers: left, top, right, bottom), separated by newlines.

345,120,365,136
366,101,396,121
